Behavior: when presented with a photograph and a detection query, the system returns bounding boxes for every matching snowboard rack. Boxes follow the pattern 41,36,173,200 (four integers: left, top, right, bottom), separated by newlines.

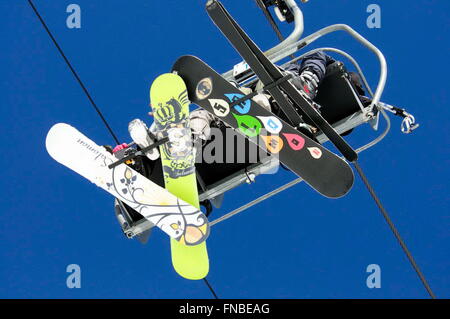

108,136,169,169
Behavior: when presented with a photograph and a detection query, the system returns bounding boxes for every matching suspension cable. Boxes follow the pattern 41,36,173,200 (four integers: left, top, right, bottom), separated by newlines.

353,161,436,299
203,278,219,299
28,0,120,145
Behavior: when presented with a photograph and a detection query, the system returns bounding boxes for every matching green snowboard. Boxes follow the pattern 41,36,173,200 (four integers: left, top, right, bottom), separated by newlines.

150,73,209,280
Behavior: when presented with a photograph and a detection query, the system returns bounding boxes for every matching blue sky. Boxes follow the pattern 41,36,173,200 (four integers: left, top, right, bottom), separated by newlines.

0,0,449,298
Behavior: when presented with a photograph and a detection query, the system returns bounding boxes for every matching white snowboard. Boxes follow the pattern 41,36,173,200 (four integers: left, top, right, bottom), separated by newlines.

45,123,210,246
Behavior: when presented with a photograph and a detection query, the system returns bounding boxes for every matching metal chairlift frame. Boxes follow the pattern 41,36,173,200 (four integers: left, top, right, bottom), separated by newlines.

121,0,404,239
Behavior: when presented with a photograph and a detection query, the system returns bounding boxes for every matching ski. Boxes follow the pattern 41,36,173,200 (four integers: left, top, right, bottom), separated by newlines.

46,123,210,246
205,0,358,163
150,73,209,280
173,55,354,198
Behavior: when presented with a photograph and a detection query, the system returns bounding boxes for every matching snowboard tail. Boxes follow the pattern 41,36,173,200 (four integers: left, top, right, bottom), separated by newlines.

173,56,354,198
45,123,209,246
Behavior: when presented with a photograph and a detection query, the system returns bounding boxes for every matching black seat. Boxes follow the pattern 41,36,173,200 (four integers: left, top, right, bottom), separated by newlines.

195,125,269,186
312,61,365,126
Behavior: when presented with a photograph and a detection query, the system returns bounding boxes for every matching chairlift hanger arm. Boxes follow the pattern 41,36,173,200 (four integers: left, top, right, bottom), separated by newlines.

264,0,307,57
254,0,285,42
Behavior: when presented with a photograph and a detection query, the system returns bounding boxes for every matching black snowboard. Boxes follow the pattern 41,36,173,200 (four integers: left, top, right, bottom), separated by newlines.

173,55,354,198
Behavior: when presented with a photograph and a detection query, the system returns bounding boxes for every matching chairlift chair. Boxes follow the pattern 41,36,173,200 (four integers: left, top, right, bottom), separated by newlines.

115,0,418,242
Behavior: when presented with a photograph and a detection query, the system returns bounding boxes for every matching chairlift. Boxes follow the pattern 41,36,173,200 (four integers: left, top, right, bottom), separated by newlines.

116,0,418,242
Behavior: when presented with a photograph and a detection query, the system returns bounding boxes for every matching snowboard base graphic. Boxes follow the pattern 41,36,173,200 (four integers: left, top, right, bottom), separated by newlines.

46,123,209,246
173,55,354,198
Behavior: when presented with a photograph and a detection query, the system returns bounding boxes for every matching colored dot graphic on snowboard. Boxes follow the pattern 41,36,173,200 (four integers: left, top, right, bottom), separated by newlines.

308,147,323,159
261,135,284,154
232,113,262,137
257,116,283,134
208,98,230,117
283,133,305,151
225,93,251,114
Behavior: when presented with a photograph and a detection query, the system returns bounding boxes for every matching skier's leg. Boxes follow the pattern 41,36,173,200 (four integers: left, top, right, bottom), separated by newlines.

297,51,330,82
250,52,328,103
283,52,331,100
